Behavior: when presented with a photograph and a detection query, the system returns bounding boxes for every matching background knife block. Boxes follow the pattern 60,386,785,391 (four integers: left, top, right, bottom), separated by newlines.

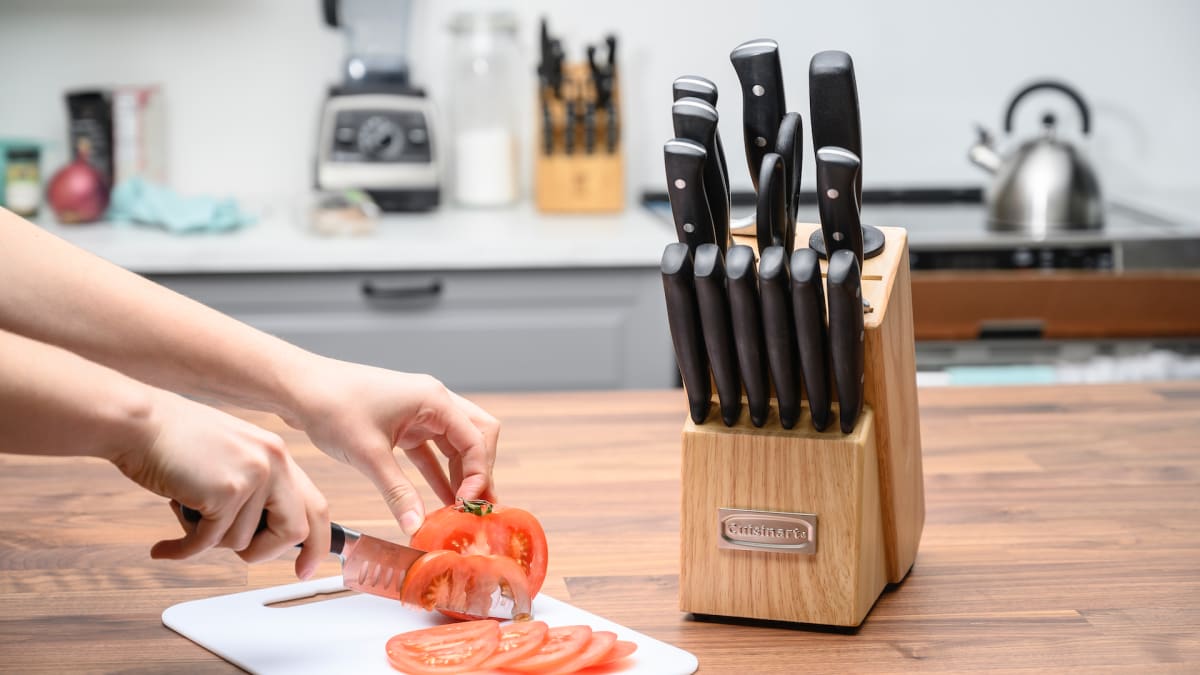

679,224,925,628
534,62,624,213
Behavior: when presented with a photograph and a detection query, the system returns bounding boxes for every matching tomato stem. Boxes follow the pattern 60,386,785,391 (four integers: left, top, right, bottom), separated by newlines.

459,498,494,516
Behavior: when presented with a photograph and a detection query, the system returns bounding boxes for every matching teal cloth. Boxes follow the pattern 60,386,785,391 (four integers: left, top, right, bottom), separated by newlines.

946,365,1057,386
107,178,254,233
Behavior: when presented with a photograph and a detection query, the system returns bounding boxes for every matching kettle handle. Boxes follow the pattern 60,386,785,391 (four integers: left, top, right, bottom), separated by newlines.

1003,80,1091,135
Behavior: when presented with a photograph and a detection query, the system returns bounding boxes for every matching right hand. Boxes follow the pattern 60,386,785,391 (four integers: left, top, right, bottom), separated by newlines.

109,390,331,579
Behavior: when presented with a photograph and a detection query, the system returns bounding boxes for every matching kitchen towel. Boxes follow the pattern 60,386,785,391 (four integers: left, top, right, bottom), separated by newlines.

107,177,254,233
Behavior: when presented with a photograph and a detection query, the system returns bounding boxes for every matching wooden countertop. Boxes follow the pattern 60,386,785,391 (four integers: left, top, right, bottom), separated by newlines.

2,383,1198,672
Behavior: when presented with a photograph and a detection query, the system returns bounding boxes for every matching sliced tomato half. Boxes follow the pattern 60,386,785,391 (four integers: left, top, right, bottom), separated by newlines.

502,624,593,673
385,620,500,674
400,549,533,621
542,630,618,675
594,639,638,666
477,620,550,669
411,500,549,596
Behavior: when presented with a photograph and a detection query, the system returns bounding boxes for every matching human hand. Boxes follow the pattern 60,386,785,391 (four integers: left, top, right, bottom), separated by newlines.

282,357,499,535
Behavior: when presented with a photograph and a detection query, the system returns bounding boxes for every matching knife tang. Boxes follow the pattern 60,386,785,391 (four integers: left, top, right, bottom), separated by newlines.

673,97,730,251
730,38,786,190
789,248,832,431
664,138,717,256
756,152,787,254
816,146,865,266
725,245,770,427
774,112,804,255
809,50,863,207
827,249,865,434
672,76,730,217
694,243,743,426
661,242,713,424
758,246,802,429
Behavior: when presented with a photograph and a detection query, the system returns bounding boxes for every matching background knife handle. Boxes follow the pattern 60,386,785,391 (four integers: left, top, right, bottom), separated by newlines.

730,38,786,189
809,50,863,207
661,242,712,424
672,98,730,251
664,139,718,254
758,246,802,429
774,112,804,255
756,152,787,254
815,146,865,266
693,243,742,427
180,505,348,557
671,75,729,203
790,248,832,432
725,245,770,427
827,249,865,434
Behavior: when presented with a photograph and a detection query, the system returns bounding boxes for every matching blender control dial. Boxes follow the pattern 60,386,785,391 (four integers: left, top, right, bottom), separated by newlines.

357,115,405,160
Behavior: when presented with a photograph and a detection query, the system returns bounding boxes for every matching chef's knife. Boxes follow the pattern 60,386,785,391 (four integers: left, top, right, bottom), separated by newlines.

756,152,787,253
815,146,865,266
826,249,865,434
730,38,786,190
774,112,803,254
809,50,862,207
790,248,832,431
725,245,770,427
664,139,717,255
694,243,742,426
661,242,712,424
758,246,801,429
671,75,729,195
673,97,729,251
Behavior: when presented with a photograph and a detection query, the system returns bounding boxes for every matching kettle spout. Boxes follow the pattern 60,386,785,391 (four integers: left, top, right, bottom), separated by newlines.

968,125,1002,173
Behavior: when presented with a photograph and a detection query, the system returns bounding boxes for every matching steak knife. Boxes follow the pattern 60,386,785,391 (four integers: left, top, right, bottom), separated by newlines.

673,97,730,251
815,146,865,266
664,139,717,256
725,245,770,427
661,242,712,424
809,50,863,207
730,38,786,190
694,243,742,426
758,245,801,429
671,75,729,194
756,152,787,254
827,249,865,434
790,248,832,431
774,112,804,255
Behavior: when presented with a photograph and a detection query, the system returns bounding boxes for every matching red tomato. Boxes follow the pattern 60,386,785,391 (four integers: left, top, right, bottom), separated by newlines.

385,620,500,674
594,639,638,666
542,630,617,675
411,500,549,596
477,620,550,669
400,550,533,621
502,625,592,673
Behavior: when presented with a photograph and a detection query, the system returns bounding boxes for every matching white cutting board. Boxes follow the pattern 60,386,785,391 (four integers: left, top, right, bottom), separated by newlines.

163,576,698,674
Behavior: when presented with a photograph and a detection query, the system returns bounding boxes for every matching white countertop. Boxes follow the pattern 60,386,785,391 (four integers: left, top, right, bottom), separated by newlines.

37,202,677,275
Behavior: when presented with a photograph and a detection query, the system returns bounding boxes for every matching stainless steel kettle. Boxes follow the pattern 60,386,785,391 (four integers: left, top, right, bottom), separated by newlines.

969,80,1103,233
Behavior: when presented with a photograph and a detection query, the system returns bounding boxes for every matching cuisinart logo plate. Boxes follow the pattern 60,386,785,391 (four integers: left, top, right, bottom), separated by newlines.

717,508,817,554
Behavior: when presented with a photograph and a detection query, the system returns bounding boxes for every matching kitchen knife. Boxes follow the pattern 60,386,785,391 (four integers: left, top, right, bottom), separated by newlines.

826,249,865,434
758,246,801,429
584,100,597,154
661,242,712,424
815,146,865,266
565,95,577,155
725,245,770,427
809,50,862,207
730,38,786,190
790,248,832,432
672,97,730,251
693,243,742,426
671,75,729,195
774,112,804,255
664,138,717,255
756,152,787,253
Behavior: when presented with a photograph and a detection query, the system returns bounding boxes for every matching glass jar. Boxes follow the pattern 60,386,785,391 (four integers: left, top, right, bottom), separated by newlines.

447,12,521,207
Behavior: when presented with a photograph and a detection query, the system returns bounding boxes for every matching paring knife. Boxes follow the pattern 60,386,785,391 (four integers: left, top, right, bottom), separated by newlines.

694,243,742,426
758,246,801,429
809,50,863,208
756,152,787,254
664,139,717,256
815,146,865,266
671,75,729,196
826,249,865,434
730,38,786,190
774,112,804,255
661,242,712,424
790,248,832,431
673,97,730,252
725,245,770,427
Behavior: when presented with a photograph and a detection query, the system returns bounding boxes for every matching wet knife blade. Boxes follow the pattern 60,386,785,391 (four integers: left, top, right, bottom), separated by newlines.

672,75,729,196
774,112,803,255
673,97,730,251
725,245,770,427
827,249,865,434
758,246,801,429
816,146,865,266
809,50,863,208
661,242,712,424
756,152,787,254
694,243,742,426
730,38,786,190
664,138,717,256
790,248,832,431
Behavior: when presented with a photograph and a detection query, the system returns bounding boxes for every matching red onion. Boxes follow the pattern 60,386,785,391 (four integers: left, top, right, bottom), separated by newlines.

46,156,109,224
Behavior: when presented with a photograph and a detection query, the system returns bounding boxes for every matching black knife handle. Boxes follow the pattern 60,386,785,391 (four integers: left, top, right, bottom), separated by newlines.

816,146,865,267
809,50,862,207
180,505,347,556
774,112,804,255
661,242,713,425
725,245,770,427
756,152,787,254
758,246,801,429
664,139,718,255
694,244,742,427
730,39,786,190
827,249,865,434
671,75,729,202
673,98,730,252
790,248,832,432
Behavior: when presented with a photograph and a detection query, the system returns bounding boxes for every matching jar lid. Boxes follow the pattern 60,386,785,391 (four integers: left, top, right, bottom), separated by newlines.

448,11,518,34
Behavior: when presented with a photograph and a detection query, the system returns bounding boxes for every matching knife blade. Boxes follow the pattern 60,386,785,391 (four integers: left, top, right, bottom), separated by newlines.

671,75,729,195
815,146,865,266
673,97,730,251
664,138,717,256
661,242,712,424
725,244,770,427
730,38,786,190
826,249,865,434
774,112,803,255
756,151,787,254
694,243,742,426
789,248,832,431
809,50,862,208
758,246,801,429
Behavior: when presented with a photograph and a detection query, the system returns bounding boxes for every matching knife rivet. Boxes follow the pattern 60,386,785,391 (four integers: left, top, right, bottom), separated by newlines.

684,222,696,233
674,178,686,189
826,188,840,199
855,287,861,299
859,329,864,341
754,137,767,147
832,232,844,241
752,84,765,96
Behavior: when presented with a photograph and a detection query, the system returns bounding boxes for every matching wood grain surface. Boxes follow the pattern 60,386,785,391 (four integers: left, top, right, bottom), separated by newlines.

1,383,1199,673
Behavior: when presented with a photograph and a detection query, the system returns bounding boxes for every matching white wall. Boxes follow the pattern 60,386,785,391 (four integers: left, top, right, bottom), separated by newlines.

3,0,1198,205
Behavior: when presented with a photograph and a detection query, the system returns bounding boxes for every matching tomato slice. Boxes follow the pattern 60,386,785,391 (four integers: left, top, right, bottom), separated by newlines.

400,550,533,621
385,620,500,674
594,639,638,666
502,624,592,673
476,620,549,669
411,501,549,597
541,631,617,675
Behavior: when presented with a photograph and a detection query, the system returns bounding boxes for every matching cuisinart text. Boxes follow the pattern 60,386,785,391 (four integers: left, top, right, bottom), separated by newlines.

717,507,818,554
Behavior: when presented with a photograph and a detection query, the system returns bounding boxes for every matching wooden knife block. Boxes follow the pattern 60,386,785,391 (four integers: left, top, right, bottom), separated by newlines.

679,224,925,628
